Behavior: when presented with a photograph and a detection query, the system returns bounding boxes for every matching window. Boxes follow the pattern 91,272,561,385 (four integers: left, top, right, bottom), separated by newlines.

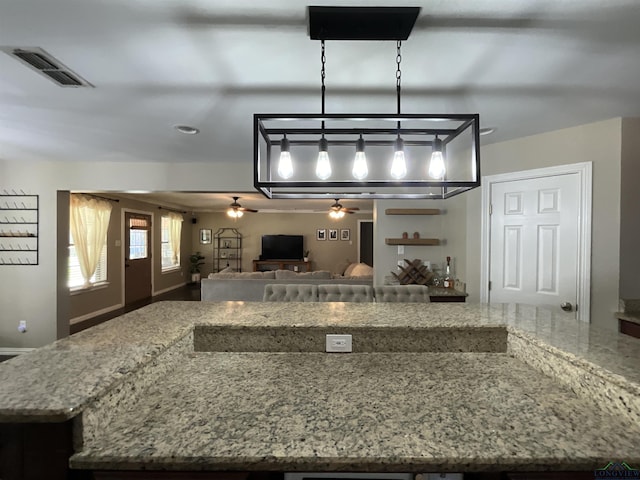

69,232,107,288
161,214,182,271
68,194,112,289
128,216,149,260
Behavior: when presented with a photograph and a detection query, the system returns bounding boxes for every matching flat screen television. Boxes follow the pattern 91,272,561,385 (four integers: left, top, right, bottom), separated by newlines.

261,235,303,260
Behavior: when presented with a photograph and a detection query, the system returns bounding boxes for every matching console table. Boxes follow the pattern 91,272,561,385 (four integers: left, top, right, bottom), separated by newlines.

253,260,311,272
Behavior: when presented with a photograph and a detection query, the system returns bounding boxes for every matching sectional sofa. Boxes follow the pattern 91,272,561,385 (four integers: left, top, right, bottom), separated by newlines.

200,269,373,302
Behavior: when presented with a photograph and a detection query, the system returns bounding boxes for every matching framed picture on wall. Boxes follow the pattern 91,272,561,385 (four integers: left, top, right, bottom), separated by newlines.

340,228,350,241
316,228,326,241
200,229,212,244
329,229,338,241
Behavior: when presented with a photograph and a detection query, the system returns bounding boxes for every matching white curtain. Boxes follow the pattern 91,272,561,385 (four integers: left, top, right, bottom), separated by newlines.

69,194,112,286
168,212,183,265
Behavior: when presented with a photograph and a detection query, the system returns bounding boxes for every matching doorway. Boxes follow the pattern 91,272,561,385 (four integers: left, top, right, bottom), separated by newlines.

481,163,592,321
124,212,152,305
358,220,374,266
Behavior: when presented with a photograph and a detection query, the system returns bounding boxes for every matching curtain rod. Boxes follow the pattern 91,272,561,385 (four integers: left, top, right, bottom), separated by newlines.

76,193,120,203
158,206,187,214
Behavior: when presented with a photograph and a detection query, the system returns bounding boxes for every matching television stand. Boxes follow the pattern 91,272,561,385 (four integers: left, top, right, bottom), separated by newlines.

253,260,311,272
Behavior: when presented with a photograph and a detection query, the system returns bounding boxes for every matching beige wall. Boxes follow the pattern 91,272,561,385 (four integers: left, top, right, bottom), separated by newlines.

373,198,467,287
67,194,192,321
466,118,623,330
619,118,640,300
190,212,372,276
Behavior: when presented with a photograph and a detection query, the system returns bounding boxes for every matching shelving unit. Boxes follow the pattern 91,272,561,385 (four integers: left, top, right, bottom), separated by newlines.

0,192,39,265
385,207,442,246
214,228,242,272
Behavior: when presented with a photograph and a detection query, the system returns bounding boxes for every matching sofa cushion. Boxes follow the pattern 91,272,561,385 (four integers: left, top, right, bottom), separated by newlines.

274,269,332,280
263,284,318,302
210,271,275,279
317,284,374,302
374,285,431,303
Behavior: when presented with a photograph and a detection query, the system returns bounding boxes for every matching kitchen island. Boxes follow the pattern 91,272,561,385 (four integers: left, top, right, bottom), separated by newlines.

1,302,639,479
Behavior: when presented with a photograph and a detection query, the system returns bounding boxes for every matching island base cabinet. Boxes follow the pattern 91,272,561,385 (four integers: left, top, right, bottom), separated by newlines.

0,421,74,480
92,473,261,480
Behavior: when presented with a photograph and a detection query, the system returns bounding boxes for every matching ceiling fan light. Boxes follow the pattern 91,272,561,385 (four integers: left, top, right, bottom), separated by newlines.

391,136,407,179
352,135,368,180
316,137,331,180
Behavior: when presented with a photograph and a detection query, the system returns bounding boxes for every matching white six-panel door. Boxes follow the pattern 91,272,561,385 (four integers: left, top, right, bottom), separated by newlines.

489,173,580,313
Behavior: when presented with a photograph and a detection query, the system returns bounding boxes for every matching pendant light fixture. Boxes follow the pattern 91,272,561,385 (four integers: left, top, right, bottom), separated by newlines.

391,40,407,180
254,6,481,200
277,134,293,179
428,135,446,179
315,41,331,180
352,134,368,179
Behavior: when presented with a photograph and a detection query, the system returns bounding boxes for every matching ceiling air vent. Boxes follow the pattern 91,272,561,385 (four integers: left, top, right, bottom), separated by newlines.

3,47,93,87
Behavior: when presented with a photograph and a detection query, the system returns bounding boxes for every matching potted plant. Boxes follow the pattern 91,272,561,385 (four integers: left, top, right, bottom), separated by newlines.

190,252,205,283
303,250,310,262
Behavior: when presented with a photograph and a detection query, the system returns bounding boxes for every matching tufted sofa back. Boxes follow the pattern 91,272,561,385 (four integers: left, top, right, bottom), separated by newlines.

374,285,431,303
263,284,318,302
317,284,374,303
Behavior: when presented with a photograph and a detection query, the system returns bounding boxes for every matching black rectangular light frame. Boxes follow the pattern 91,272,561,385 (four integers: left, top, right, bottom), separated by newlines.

254,113,481,200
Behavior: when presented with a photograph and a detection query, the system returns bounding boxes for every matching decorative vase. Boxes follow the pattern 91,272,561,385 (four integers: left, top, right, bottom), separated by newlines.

413,232,420,239
402,232,408,239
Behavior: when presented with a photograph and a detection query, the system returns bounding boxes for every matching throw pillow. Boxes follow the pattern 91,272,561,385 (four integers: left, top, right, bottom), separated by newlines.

349,263,374,277
343,262,358,277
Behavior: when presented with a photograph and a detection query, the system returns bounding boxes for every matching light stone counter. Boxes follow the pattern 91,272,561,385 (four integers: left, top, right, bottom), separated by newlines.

1,302,639,471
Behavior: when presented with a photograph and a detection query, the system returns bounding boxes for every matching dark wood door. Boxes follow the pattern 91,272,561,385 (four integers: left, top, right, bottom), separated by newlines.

359,220,374,267
125,212,151,305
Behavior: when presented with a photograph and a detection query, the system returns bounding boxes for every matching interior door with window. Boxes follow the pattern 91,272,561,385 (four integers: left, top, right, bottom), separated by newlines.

125,212,151,305
489,174,580,314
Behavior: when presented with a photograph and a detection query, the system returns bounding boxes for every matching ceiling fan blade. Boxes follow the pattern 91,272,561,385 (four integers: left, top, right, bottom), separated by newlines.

239,207,258,213
345,207,360,211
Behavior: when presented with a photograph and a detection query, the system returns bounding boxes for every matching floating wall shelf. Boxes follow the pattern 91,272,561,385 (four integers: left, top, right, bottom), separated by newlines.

385,238,441,246
385,208,440,215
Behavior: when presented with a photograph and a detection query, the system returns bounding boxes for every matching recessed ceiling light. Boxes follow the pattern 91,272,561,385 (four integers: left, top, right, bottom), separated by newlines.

174,125,200,135
480,127,496,136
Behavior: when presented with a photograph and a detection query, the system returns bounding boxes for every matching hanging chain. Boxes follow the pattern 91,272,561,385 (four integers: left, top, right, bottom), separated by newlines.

396,40,402,129
321,40,326,116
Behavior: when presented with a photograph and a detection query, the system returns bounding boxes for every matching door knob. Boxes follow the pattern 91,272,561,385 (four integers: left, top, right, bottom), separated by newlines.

560,302,573,312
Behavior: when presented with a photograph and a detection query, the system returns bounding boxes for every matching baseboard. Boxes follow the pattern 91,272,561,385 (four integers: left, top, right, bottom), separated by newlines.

69,303,124,325
0,347,35,356
153,283,187,296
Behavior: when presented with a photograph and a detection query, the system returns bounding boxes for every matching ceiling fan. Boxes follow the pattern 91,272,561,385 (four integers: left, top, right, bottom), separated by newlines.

329,198,359,218
227,196,258,218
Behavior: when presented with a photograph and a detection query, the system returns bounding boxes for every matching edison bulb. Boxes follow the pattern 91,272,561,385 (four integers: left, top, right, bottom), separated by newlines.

428,151,446,179
316,150,331,180
277,151,293,179
352,151,368,180
391,150,407,179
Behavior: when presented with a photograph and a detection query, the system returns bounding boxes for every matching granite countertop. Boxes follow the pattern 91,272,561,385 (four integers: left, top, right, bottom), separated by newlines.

71,351,638,472
1,302,640,471
617,311,640,325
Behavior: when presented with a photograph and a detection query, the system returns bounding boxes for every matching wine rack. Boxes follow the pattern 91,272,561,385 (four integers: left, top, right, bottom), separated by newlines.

0,191,39,265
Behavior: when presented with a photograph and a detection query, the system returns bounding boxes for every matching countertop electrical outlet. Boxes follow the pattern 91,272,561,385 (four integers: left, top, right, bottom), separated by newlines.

326,334,352,353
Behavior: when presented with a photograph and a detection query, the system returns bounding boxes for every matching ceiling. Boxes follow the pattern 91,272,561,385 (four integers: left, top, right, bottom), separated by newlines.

114,192,372,213
2,0,640,211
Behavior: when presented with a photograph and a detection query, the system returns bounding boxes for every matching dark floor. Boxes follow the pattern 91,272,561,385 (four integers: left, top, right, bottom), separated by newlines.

70,283,201,335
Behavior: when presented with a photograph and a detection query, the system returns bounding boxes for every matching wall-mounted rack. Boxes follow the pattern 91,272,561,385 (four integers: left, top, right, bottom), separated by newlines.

0,191,39,265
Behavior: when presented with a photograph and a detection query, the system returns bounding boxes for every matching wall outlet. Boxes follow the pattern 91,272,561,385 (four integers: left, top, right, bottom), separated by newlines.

326,334,352,353
397,245,405,255
18,320,27,333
